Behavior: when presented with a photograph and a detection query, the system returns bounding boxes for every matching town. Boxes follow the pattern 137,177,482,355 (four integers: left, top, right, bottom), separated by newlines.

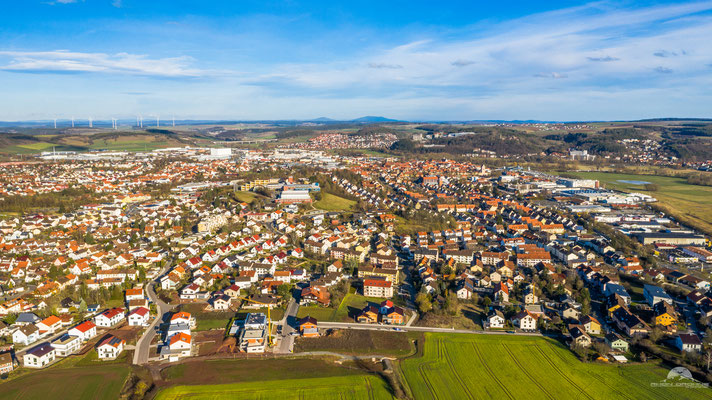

0,143,711,399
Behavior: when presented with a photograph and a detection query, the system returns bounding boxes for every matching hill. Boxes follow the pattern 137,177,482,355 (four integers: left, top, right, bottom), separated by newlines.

351,116,398,123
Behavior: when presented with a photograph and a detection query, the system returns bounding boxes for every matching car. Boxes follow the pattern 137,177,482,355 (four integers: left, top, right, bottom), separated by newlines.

393,328,403,332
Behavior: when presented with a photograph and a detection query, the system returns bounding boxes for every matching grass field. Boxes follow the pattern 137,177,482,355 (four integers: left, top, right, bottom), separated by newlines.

17,142,55,150
0,364,129,400
297,293,385,322
155,375,394,400
399,333,711,400
313,192,356,212
234,190,257,203
567,171,712,234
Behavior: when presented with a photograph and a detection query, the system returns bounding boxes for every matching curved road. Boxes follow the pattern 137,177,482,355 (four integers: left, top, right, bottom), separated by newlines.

133,259,176,365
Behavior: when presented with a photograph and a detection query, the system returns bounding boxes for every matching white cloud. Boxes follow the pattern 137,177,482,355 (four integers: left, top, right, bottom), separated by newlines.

250,1,712,95
0,50,212,77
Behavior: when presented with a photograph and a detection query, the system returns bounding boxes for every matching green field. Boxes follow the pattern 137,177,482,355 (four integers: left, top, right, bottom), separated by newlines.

156,375,394,399
157,358,392,399
195,318,232,331
399,333,711,400
234,190,257,203
156,375,393,400
297,293,386,322
17,142,55,150
567,171,712,234
0,364,129,400
313,192,356,211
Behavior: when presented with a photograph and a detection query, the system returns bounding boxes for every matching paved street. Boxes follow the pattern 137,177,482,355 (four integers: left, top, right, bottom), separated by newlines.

317,321,548,336
275,297,300,354
133,259,176,365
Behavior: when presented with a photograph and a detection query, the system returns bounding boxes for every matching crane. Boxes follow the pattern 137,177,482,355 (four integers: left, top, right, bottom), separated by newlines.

236,296,275,346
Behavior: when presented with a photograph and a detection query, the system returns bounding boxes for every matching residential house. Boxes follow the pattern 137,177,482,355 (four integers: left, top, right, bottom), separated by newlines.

12,324,40,346
675,333,702,353
23,343,55,368
68,320,97,342
97,335,126,360
486,309,505,329
363,278,393,298
51,334,81,357
605,332,629,352
643,284,673,307
94,308,125,327
297,316,319,338
127,307,150,326
0,352,13,374
579,315,601,335
512,310,537,331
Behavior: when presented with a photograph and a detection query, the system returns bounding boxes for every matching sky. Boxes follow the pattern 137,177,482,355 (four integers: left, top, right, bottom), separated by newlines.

1,0,712,121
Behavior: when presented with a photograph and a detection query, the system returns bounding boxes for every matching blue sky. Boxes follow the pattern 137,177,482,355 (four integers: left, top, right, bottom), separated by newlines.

1,1,712,121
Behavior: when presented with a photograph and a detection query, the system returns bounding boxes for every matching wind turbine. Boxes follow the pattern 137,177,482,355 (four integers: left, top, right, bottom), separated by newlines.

172,116,175,127
156,115,160,127
89,117,93,128
53,118,57,129
71,116,74,128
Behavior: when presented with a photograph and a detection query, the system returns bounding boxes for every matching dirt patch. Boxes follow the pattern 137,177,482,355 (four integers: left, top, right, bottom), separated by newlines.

108,325,142,344
158,357,366,386
294,329,414,356
193,330,225,356
416,303,483,329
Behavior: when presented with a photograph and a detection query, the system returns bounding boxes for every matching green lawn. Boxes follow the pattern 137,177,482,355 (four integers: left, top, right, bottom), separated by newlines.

399,333,711,400
155,375,394,400
0,365,129,400
313,192,356,212
297,293,386,322
195,318,232,331
234,191,257,203
567,171,712,235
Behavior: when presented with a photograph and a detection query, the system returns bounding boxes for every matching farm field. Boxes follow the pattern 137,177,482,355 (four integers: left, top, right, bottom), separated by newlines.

294,329,417,356
313,192,356,211
160,357,372,386
567,171,712,235
0,364,129,400
155,375,394,400
399,333,712,400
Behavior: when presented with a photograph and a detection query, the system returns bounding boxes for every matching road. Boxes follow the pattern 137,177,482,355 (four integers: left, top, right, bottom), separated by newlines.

275,297,300,354
317,321,549,336
133,259,176,365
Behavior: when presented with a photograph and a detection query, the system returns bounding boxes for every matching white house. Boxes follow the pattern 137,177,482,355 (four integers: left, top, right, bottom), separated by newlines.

675,333,703,353
51,334,81,357
12,324,40,346
170,312,195,328
97,335,125,360
68,320,97,342
211,295,231,311
486,310,505,329
127,307,150,326
94,308,125,327
23,343,56,368
160,332,192,362
512,310,537,331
